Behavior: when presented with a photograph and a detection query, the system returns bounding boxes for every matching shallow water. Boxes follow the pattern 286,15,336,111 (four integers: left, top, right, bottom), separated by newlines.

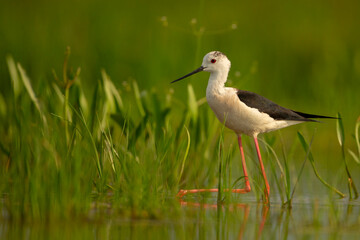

2,196,360,240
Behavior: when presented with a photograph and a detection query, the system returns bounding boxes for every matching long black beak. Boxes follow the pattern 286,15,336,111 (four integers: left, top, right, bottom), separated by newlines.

171,66,205,83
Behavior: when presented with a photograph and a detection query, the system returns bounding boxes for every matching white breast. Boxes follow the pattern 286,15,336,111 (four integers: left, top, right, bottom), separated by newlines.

206,87,301,137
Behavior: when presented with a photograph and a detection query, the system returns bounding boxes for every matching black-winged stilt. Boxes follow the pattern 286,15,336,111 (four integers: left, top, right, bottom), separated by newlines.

172,51,335,200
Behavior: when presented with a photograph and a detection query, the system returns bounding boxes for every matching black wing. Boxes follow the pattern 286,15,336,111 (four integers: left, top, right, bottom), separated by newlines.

236,90,334,121
292,111,337,119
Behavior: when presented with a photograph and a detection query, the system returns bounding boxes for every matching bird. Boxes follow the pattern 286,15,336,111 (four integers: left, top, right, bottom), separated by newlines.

172,51,336,201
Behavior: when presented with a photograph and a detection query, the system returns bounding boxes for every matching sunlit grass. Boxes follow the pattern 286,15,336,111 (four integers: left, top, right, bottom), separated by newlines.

337,113,359,199
0,52,359,224
1,1,360,238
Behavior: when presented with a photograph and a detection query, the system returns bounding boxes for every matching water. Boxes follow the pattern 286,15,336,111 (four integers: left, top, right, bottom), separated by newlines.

2,196,360,239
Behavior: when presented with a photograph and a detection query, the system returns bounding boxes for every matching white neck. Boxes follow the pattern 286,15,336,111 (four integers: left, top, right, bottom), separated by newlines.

206,70,229,96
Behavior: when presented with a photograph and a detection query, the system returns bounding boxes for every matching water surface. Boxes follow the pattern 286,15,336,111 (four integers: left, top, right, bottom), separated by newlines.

2,196,360,239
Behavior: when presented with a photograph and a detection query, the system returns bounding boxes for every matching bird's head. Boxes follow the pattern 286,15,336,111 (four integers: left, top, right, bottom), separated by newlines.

201,51,231,73
171,51,231,84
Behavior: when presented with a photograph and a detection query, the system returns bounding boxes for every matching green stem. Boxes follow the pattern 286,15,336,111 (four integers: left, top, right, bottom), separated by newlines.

217,137,223,203
298,132,345,198
337,113,358,198
63,47,71,145
70,105,102,178
177,126,191,185
342,151,358,198
308,160,345,198
64,87,70,144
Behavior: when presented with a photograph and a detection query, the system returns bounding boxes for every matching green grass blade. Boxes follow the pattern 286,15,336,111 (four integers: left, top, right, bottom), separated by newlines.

217,119,227,203
6,55,21,98
337,113,359,198
336,113,345,157
187,83,198,123
52,83,65,104
130,114,149,147
17,63,48,128
260,139,287,202
102,69,123,112
77,82,89,117
356,117,360,157
133,81,145,117
287,132,315,205
177,126,191,184
17,63,41,115
297,132,315,163
64,84,70,143
104,131,116,173
89,81,101,133
283,152,291,201
260,139,285,176
348,116,360,164
69,104,102,178
348,149,360,164
0,93,6,119
217,138,223,203
297,132,345,198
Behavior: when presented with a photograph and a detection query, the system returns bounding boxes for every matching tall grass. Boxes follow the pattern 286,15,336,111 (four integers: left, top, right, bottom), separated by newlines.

336,114,359,199
1,51,358,222
0,52,233,221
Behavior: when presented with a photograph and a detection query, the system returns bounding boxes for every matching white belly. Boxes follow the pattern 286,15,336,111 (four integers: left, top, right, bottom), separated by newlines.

206,88,301,137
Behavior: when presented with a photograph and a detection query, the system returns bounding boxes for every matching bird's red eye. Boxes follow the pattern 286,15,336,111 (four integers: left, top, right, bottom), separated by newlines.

211,59,216,63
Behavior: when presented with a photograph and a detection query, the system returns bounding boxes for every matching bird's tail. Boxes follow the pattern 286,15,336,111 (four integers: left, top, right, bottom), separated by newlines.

293,111,338,119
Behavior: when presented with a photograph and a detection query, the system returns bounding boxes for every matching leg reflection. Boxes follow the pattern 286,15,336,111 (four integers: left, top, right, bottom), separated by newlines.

178,199,269,239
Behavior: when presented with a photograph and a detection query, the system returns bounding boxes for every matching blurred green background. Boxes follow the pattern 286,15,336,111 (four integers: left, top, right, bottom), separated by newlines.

1,0,360,236
0,0,359,177
1,0,359,124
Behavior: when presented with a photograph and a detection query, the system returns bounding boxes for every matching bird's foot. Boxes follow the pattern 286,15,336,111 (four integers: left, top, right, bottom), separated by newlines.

177,189,187,198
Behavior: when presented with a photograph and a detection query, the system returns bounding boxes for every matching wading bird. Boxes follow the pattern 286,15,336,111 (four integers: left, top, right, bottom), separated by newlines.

172,51,335,201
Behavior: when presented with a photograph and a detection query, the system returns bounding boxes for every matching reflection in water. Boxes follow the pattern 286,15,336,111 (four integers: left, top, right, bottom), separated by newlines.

1,198,360,239
178,199,269,240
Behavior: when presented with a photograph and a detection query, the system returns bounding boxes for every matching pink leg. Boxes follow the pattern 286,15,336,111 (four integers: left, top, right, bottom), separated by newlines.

253,137,270,200
177,135,251,198
238,135,251,192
